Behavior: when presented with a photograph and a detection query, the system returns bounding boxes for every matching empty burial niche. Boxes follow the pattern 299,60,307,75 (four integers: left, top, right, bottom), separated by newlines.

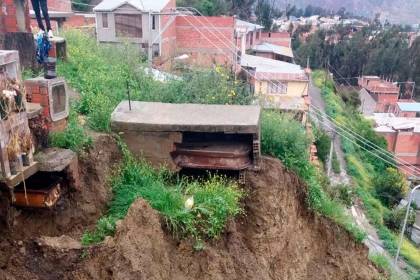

171,132,254,171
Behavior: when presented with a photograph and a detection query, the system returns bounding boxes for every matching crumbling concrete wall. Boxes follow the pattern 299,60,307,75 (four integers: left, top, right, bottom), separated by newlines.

120,131,182,170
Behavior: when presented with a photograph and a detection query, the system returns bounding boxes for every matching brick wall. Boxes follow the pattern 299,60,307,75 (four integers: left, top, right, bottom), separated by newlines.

175,16,235,67
25,78,68,133
158,0,176,69
28,0,72,13
261,32,291,48
379,130,420,176
0,0,31,33
375,93,399,113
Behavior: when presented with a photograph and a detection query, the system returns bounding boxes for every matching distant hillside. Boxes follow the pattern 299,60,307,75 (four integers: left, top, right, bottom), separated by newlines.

277,0,420,24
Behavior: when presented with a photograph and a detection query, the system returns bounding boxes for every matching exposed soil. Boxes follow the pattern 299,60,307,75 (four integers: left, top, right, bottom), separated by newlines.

0,133,121,280
73,157,381,280
0,138,381,279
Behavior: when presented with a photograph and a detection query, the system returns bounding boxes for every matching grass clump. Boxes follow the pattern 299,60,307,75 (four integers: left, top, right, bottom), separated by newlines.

49,110,92,153
82,147,244,245
261,111,366,243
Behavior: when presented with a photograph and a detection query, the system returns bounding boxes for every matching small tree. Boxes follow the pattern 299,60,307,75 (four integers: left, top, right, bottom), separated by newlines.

374,168,408,207
384,206,415,231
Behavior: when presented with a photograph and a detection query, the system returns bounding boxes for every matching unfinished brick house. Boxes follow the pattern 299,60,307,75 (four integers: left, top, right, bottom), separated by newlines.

260,31,291,48
372,113,420,178
394,102,420,118
175,15,236,67
358,76,402,114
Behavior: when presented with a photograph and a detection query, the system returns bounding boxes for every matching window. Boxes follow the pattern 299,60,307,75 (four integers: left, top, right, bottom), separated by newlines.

152,15,156,30
115,14,142,38
267,81,287,94
102,13,108,28
256,31,260,40
250,32,253,45
152,43,160,57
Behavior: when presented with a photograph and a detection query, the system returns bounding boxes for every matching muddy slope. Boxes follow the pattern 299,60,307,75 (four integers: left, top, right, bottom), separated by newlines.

0,134,121,280
75,157,380,280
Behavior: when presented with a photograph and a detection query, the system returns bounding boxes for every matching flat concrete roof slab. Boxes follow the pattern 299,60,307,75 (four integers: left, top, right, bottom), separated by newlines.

111,101,261,134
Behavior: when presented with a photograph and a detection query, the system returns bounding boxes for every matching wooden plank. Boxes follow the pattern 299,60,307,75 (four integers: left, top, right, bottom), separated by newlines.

1,162,39,188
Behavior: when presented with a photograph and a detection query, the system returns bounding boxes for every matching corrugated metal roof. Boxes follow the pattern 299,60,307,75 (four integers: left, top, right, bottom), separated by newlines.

372,113,420,133
397,102,420,112
94,0,170,12
240,54,306,80
252,42,293,58
235,19,263,31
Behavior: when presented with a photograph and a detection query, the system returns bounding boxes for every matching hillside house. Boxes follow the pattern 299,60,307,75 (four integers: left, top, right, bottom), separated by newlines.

372,113,420,177
260,32,291,48
250,42,294,63
240,54,308,112
93,0,177,63
235,19,263,54
175,16,236,68
358,76,402,114
394,102,420,118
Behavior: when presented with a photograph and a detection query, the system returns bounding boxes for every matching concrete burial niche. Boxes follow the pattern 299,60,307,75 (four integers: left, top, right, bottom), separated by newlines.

111,101,261,171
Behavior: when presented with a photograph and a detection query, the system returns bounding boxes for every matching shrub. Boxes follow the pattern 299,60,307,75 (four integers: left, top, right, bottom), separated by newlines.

374,168,409,208
384,206,416,231
261,111,311,178
314,129,331,164
338,185,354,207
331,149,341,174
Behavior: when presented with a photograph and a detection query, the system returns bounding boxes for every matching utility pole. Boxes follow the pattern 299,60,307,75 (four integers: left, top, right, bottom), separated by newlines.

395,185,420,266
148,10,153,67
327,132,335,176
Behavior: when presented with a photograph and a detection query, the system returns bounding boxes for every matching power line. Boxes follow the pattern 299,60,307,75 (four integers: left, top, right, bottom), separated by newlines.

323,63,420,169
309,105,420,176
309,108,420,178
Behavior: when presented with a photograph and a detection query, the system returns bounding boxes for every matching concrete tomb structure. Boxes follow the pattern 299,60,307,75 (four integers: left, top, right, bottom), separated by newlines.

111,101,261,172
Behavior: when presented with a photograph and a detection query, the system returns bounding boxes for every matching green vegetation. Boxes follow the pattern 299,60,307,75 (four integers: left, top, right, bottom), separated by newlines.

312,70,420,274
384,206,416,232
374,168,409,208
313,126,331,164
297,26,420,98
331,150,341,174
82,145,244,245
49,110,92,153
261,111,366,243
58,30,252,132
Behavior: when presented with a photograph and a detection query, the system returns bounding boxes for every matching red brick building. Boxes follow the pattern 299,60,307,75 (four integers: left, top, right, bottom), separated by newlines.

358,76,402,113
394,102,420,118
175,16,236,67
374,113,420,177
261,32,291,48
